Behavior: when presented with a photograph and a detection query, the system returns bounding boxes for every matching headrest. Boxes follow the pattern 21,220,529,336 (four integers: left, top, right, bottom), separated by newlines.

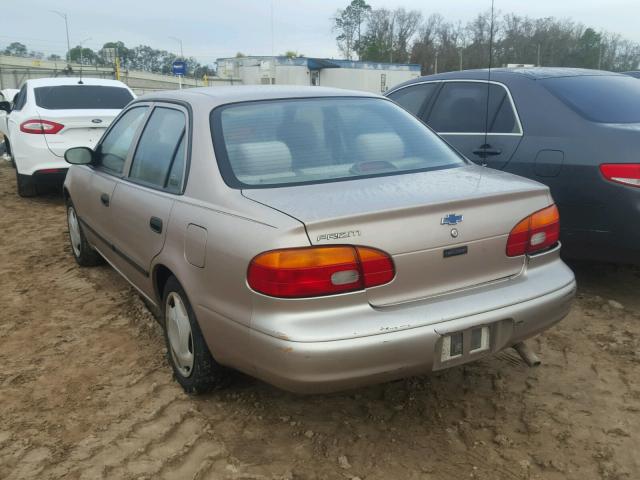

356,132,405,163
230,141,292,177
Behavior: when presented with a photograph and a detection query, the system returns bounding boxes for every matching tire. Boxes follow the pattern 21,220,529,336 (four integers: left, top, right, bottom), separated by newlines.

66,200,103,266
162,276,228,394
16,172,37,197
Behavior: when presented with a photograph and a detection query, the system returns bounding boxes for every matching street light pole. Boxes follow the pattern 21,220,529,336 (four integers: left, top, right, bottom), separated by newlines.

51,11,71,67
169,36,184,59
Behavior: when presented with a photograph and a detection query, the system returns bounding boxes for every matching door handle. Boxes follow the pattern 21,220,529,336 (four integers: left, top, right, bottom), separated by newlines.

100,193,110,207
472,144,502,158
150,217,163,234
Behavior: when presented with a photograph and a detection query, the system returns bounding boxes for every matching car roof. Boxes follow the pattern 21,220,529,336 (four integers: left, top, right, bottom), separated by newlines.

489,67,624,79
388,67,628,92
25,77,130,88
135,85,378,107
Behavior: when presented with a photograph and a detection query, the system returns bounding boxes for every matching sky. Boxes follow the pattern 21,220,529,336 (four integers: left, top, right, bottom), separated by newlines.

2,0,639,65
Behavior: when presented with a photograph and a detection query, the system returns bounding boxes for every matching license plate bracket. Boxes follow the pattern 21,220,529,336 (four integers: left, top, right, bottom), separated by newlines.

435,322,500,370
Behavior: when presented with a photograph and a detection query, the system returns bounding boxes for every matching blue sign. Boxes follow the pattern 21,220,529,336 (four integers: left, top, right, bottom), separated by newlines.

172,60,186,76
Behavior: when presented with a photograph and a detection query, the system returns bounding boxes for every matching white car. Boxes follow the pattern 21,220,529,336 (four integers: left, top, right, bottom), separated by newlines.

0,78,135,196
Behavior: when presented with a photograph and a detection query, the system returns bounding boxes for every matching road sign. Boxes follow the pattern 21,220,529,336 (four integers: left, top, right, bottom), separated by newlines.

172,60,186,76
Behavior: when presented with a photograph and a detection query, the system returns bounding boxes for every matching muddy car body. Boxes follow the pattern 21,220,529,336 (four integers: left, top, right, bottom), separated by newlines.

63,86,576,393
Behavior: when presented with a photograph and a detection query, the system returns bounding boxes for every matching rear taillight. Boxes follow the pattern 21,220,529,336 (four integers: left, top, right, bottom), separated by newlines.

20,119,64,134
506,204,560,257
600,163,640,187
247,246,395,298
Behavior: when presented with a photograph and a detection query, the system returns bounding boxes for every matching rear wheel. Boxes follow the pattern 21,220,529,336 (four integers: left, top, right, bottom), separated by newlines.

163,276,228,394
66,200,103,266
16,172,37,197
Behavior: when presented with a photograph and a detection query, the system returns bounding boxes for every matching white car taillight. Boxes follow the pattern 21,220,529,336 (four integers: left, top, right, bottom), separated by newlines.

20,119,64,134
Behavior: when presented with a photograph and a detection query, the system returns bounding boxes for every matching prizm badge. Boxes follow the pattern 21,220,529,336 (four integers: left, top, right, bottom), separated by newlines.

441,214,463,226
317,230,360,242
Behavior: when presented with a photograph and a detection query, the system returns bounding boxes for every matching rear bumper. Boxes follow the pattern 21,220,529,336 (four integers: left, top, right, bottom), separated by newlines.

13,135,68,176
240,246,576,393
560,185,640,265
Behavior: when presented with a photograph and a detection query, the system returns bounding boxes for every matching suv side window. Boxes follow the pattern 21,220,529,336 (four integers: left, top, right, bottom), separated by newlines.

12,85,27,111
129,107,186,191
387,83,439,117
97,106,148,174
427,82,520,134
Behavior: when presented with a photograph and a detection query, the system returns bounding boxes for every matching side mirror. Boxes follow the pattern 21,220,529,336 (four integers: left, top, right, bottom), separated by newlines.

0,101,11,113
65,146,94,165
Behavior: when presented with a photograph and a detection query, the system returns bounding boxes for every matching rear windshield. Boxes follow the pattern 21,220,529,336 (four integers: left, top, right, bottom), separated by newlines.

542,75,640,123
211,97,464,188
34,85,133,110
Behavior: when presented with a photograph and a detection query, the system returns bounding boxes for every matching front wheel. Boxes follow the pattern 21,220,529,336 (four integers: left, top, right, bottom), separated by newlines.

67,200,103,266
163,276,228,394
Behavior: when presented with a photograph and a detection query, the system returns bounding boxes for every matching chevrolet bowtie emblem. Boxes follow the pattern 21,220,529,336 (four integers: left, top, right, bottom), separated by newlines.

441,214,463,225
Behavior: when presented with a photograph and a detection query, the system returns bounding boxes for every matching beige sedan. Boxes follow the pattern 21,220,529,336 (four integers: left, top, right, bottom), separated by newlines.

63,86,576,394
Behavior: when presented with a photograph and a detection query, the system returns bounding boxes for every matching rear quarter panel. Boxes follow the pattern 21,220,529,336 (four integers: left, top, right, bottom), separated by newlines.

150,101,310,367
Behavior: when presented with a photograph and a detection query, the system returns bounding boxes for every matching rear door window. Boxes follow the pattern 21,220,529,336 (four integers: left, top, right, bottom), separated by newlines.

129,107,186,191
34,85,133,110
427,82,520,134
97,106,148,174
387,83,439,116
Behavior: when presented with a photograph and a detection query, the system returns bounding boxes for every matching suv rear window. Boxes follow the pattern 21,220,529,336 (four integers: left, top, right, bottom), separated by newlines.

210,97,464,188
542,75,640,123
34,85,133,110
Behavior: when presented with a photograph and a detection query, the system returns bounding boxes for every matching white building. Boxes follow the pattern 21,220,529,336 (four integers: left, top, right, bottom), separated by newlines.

216,56,421,94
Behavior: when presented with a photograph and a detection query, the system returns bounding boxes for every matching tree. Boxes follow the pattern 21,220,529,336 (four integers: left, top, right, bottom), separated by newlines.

392,8,422,63
575,28,602,68
130,45,164,72
333,0,371,60
235,52,247,58
282,51,304,58
356,9,393,62
68,46,98,65
3,42,27,56
47,54,62,61
411,14,443,74
355,7,421,63
98,41,132,67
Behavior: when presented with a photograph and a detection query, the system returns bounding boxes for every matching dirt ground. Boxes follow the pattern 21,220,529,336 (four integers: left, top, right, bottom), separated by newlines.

1,161,639,480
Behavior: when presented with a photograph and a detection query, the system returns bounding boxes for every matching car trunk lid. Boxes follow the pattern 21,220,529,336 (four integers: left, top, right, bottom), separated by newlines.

242,165,553,306
37,108,119,157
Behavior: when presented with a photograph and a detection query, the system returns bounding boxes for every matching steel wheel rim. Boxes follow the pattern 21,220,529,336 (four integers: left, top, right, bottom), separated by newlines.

166,292,194,377
68,206,82,258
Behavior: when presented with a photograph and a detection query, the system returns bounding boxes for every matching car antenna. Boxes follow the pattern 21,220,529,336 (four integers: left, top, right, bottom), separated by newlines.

482,0,496,163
